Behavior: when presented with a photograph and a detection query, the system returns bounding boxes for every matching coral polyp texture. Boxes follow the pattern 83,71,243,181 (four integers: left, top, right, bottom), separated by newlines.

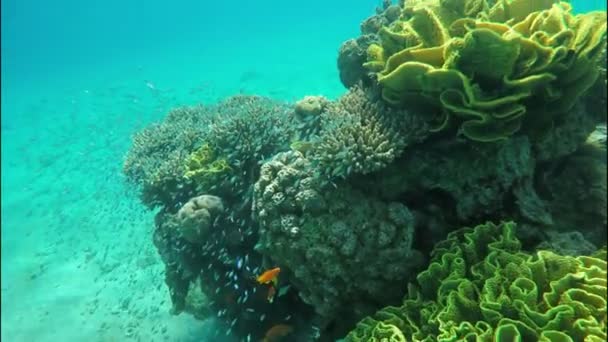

175,195,224,244
354,0,607,141
345,221,608,342
308,86,429,178
253,150,424,327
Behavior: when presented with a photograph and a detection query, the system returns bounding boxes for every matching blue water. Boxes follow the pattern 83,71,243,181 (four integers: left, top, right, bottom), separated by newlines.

1,0,606,341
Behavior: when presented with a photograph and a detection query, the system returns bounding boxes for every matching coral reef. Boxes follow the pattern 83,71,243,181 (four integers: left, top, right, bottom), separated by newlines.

122,0,607,340
345,221,608,342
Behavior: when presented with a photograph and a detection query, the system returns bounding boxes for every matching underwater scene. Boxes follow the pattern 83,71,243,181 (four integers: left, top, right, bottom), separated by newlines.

1,0,607,341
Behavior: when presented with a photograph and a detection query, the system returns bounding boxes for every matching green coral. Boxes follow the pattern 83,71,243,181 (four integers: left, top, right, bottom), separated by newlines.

367,0,607,141
345,221,608,342
183,143,231,191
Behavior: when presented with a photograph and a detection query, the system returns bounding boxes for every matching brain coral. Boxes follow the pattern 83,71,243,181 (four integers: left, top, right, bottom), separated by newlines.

345,221,608,342
175,195,224,244
363,0,607,141
253,150,424,325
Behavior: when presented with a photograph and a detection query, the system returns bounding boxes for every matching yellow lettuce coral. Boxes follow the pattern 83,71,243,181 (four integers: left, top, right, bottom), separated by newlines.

367,0,607,142
183,143,231,189
345,221,608,342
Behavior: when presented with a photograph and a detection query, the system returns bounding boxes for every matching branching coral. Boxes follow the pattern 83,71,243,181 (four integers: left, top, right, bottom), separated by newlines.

123,105,213,208
345,221,608,341
308,86,428,178
123,105,212,185
253,150,424,326
202,95,296,201
123,96,296,210
367,136,536,221
363,0,607,141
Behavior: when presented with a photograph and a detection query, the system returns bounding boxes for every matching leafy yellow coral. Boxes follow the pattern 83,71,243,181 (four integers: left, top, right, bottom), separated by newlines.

184,144,231,188
368,0,607,142
345,221,608,342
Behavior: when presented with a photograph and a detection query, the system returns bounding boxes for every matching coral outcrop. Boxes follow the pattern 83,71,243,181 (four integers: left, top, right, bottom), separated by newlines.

122,1,607,340
253,151,424,326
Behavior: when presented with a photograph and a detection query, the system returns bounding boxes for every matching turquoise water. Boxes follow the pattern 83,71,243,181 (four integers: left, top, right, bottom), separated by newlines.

1,0,606,341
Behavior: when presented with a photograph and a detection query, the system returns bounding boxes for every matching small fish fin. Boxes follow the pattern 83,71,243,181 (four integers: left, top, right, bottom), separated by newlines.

271,277,278,288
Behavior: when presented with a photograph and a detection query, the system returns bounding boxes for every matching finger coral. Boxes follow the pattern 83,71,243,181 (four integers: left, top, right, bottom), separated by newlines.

363,0,607,141
345,221,608,341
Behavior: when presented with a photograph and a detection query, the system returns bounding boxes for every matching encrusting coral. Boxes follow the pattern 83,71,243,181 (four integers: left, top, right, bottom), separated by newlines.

253,150,424,327
362,0,607,141
345,221,608,342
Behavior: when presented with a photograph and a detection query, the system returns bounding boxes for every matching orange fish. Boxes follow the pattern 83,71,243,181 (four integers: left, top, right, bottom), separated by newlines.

262,324,294,342
267,285,276,303
256,267,280,287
